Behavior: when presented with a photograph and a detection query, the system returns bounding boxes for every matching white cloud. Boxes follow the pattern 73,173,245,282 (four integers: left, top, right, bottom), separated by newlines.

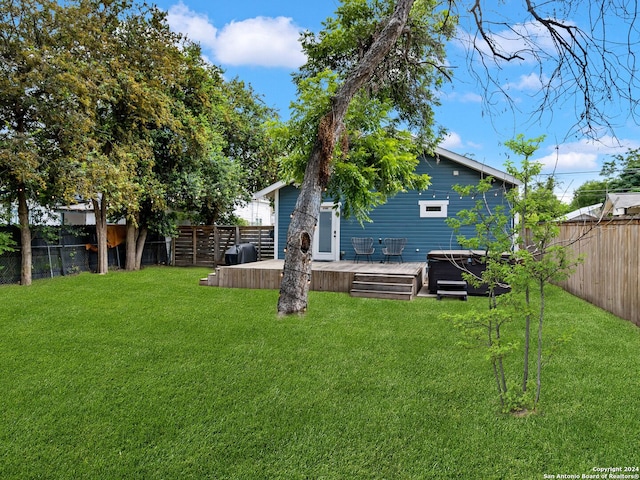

167,3,218,50
215,17,306,68
165,2,306,69
440,131,463,149
537,150,599,172
534,136,640,172
445,91,483,103
467,140,484,150
504,72,549,92
439,132,485,157
525,136,640,202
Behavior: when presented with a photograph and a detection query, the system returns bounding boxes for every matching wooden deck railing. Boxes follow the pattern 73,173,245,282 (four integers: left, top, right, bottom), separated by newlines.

172,225,274,267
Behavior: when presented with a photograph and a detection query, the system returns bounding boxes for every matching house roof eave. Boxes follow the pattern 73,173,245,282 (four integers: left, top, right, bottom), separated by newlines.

252,148,521,198
252,180,288,200
434,146,522,187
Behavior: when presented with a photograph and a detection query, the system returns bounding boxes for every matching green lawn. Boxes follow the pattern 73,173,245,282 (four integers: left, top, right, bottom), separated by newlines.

1,267,638,479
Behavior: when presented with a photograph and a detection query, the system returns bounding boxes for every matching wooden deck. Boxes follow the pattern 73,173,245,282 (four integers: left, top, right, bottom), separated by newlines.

202,260,428,299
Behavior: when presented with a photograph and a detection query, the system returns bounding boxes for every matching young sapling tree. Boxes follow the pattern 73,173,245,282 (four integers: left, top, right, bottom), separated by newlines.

447,135,582,413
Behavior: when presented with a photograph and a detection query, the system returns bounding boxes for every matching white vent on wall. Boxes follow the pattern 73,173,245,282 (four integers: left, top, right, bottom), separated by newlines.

418,200,449,218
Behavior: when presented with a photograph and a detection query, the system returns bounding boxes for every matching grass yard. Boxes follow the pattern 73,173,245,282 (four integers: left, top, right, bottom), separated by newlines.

1,266,638,479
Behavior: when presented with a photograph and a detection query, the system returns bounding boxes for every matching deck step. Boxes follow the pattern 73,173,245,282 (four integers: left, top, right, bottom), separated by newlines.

350,272,417,300
354,274,415,284
437,280,467,288
436,289,467,297
350,289,413,301
351,281,414,293
436,279,468,301
199,272,218,287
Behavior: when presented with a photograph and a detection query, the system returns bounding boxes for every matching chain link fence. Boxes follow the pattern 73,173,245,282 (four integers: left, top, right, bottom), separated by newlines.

0,226,171,285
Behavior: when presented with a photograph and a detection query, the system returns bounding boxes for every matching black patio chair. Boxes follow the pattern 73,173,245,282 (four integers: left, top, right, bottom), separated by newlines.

351,237,375,263
382,237,406,263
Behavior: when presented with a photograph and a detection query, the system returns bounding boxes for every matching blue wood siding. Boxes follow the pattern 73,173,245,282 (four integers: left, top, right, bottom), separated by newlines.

276,154,516,262
276,185,300,259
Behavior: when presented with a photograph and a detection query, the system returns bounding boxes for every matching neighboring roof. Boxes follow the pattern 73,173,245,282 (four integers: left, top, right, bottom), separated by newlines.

563,203,603,221
253,180,287,200
604,192,640,210
253,147,521,199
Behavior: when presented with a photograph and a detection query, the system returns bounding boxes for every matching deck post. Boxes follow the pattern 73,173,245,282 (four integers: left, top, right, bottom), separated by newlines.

213,226,219,267
192,228,197,266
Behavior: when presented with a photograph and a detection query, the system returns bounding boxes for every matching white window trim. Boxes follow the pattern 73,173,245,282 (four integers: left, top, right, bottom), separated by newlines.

418,200,449,218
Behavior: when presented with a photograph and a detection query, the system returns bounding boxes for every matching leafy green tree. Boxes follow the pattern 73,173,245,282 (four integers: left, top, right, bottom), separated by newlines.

143,45,278,234
0,231,16,258
569,180,609,210
173,153,248,226
601,148,640,193
123,44,226,269
178,75,280,226
278,0,454,314
0,0,93,285
448,135,581,413
504,135,551,405
101,35,279,271
218,79,281,194
279,71,431,223
446,177,517,409
116,7,190,271
52,0,188,274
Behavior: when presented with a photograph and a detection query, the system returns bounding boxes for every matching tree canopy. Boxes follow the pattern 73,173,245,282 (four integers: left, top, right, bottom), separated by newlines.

601,148,640,194
0,0,91,283
0,0,279,280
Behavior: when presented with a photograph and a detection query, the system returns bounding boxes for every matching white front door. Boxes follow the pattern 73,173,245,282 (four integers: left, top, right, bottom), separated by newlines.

313,203,340,261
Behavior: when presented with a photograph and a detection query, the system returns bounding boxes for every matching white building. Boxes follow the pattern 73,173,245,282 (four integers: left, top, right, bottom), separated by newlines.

234,198,273,226
602,192,640,216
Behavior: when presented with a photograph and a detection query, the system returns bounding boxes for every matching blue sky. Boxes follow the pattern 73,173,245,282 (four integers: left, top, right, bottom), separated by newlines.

152,0,640,203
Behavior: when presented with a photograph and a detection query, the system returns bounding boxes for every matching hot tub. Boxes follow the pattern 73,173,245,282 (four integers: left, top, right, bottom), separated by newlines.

426,250,511,296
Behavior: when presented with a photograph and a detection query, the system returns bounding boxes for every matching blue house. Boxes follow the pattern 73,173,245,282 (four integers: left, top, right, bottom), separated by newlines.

253,147,521,263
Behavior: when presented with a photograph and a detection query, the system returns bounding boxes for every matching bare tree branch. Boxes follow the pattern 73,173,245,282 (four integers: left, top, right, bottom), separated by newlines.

460,0,640,140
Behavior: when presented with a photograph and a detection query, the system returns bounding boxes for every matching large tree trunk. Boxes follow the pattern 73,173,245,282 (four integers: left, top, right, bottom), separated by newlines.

277,0,416,315
135,226,148,270
126,219,136,271
17,185,32,286
277,149,325,314
125,218,147,271
93,197,109,274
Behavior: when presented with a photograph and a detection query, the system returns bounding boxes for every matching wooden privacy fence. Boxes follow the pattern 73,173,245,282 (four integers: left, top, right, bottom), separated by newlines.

172,225,275,268
555,218,640,326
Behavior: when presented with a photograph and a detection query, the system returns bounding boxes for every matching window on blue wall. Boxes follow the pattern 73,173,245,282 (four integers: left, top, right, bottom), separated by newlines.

418,200,449,218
